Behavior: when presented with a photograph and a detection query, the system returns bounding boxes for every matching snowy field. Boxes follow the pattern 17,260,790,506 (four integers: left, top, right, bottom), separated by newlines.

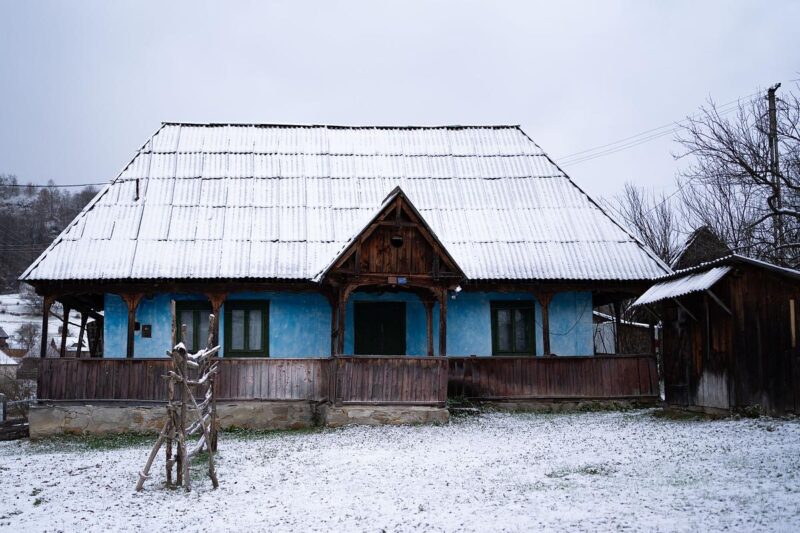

1,410,799,532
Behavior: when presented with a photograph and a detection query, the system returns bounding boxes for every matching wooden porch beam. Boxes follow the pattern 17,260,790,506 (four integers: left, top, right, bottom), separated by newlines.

205,292,228,348
533,290,554,356
612,301,622,354
76,312,88,358
59,304,71,358
121,293,144,359
437,288,447,357
40,296,54,358
423,299,434,356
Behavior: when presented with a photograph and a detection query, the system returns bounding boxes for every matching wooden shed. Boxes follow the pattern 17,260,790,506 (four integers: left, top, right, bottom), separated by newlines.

634,254,800,415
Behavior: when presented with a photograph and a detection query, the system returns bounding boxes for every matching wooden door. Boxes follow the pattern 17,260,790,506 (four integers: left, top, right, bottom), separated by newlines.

354,302,406,355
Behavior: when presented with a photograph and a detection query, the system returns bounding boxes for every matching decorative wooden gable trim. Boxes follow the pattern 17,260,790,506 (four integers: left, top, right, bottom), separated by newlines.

319,187,465,286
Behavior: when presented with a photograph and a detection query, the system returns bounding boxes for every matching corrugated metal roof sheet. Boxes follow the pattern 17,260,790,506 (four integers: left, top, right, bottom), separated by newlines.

21,124,669,282
632,266,732,306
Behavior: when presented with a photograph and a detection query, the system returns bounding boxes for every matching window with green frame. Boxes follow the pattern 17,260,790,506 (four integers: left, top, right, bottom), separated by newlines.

224,300,269,357
175,301,212,353
491,301,536,355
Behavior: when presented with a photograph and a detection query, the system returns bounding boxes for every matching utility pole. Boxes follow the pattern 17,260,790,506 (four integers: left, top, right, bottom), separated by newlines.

768,83,783,262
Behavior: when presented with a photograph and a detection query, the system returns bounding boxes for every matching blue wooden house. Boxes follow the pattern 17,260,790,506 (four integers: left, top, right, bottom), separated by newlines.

21,124,668,362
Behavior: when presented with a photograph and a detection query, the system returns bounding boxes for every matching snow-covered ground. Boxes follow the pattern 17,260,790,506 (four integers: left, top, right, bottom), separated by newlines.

1,410,798,532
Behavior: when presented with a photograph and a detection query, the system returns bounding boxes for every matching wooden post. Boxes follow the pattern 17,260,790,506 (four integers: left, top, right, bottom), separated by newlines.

205,292,227,348
437,289,447,357
535,291,554,356
77,312,87,358
612,300,622,354
121,293,143,359
59,304,71,358
424,299,434,357
337,285,353,356
331,299,339,356
40,296,54,359
649,322,657,355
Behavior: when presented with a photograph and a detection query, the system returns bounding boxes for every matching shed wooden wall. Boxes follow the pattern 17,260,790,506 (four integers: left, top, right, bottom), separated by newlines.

661,265,800,414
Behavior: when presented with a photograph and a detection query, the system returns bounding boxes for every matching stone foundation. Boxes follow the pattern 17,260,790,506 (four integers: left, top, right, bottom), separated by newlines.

321,404,449,427
480,398,660,413
28,401,448,438
28,400,319,438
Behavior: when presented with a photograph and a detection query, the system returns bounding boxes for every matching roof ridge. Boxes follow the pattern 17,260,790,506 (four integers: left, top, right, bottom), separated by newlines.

160,122,522,130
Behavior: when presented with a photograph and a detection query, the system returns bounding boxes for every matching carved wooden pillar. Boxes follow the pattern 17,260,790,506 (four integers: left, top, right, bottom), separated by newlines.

76,312,87,358
59,304,71,358
423,299,434,357
437,288,447,357
534,291,554,356
205,292,227,348
121,293,143,359
40,296,54,358
337,285,355,356
323,288,339,356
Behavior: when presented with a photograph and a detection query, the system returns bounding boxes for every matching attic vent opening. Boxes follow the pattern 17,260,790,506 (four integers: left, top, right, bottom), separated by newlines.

390,235,404,248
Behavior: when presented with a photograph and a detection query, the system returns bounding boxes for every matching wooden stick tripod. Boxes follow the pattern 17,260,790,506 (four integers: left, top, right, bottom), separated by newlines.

136,315,220,492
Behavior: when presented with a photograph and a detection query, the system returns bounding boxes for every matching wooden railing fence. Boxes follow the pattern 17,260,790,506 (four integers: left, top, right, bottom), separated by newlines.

35,354,659,405
447,355,659,400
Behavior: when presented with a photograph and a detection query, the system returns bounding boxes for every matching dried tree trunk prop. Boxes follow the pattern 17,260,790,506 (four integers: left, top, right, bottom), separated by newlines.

136,315,220,492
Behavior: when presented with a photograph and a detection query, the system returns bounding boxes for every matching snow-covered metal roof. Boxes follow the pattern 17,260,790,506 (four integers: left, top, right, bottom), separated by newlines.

633,266,732,306
21,123,669,283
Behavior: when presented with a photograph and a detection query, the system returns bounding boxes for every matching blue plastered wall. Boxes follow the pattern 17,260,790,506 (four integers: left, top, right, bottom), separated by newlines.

104,292,330,358
445,291,594,356
103,290,593,358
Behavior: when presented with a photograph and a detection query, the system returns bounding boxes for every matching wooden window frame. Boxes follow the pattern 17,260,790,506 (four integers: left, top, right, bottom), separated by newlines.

491,301,536,356
175,301,212,352
224,300,269,357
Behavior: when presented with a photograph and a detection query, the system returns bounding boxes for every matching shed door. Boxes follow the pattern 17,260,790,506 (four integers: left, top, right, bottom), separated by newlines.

354,302,406,355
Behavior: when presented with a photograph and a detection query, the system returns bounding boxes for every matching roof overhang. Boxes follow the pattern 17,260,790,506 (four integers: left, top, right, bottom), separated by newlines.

632,266,732,307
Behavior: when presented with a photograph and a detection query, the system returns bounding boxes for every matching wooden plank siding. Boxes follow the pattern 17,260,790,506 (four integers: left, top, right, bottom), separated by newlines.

332,356,448,406
447,355,659,400
35,356,449,406
36,355,658,405
37,358,331,402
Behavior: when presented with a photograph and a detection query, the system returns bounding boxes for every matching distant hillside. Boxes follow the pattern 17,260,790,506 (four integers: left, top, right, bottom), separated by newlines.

0,174,97,292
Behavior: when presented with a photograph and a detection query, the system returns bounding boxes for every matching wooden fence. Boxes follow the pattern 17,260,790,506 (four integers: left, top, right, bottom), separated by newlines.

35,354,659,405
35,356,447,406
332,356,448,405
447,355,659,400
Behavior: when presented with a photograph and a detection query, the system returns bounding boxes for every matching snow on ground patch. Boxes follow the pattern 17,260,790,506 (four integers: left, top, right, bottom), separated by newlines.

1,410,799,532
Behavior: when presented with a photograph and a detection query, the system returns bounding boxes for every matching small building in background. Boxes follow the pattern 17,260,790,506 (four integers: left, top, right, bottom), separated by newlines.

634,252,800,415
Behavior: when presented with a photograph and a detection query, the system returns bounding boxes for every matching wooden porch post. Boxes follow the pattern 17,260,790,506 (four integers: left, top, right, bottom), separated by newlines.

205,292,227,348
59,304,71,358
40,296,54,358
77,312,87,358
337,285,354,356
535,291,554,356
121,293,143,359
612,301,622,354
437,289,447,357
423,299,434,357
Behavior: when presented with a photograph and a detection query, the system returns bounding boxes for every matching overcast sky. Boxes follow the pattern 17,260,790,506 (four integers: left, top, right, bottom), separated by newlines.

0,0,797,199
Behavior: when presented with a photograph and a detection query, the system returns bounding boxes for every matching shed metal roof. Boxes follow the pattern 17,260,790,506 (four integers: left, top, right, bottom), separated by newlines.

21,123,669,283
633,266,732,306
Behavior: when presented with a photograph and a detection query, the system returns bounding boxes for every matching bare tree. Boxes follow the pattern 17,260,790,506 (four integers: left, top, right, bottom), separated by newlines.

610,183,680,265
14,323,39,352
676,84,800,266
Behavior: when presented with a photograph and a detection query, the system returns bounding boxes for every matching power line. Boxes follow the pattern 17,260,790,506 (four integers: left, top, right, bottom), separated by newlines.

555,89,761,166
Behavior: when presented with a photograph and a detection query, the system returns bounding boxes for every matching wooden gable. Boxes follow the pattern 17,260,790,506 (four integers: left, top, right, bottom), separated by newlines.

324,188,464,285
